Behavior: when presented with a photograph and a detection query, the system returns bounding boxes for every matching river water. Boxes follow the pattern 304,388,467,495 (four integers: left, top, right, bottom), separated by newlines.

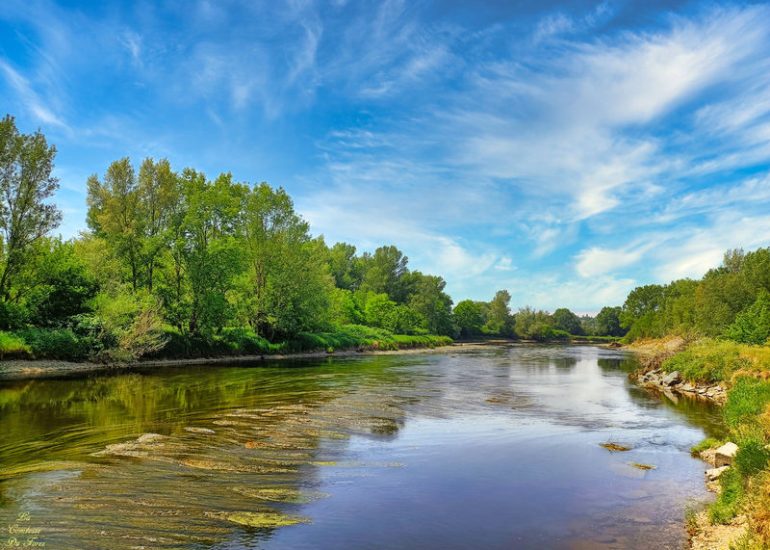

0,345,724,549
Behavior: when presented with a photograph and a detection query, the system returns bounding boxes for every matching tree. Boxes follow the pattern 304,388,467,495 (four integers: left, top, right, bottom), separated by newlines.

408,273,453,336
359,245,410,302
137,158,176,291
239,183,332,337
514,306,551,339
87,158,143,290
327,242,361,290
454,300,485,338
181,172,247,334
0,115,61,301
724,290,770,345
485,290,514,336
552,308,584,335
594,306,625,337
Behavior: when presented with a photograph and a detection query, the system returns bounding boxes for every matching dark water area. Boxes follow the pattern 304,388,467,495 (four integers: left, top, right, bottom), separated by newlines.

0,345,723,549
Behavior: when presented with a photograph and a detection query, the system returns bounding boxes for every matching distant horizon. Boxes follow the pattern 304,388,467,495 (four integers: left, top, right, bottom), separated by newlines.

2,0,769,310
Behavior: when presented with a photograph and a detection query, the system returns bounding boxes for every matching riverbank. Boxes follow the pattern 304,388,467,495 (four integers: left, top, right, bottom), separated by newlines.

0,341,502,381
624,336,770,548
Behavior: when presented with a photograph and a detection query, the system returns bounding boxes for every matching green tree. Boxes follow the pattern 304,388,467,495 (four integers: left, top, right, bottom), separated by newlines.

724,290,770,345
0,115,61,301
454,300,485,338
360,245,410,302
137,158,177,292
552,308,584,335
327,242,361,290
594,306,625,337
485,290,514,336
87,158,143,290
408,273,453,336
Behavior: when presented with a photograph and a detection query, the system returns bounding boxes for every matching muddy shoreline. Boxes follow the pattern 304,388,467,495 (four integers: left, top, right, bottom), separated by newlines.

0,342,503,381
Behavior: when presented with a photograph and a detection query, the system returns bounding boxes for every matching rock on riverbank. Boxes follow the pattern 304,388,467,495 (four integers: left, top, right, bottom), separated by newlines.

633,368,728,404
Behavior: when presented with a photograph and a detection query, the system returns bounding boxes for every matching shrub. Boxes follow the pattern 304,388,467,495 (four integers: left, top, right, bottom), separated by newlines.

16,328,93,361
725,290,770,345
90,289,167,362
0,301,29,331
735,439,770,476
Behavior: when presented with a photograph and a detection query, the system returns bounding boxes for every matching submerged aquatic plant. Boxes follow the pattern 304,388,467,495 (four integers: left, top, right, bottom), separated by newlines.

600,442,631,452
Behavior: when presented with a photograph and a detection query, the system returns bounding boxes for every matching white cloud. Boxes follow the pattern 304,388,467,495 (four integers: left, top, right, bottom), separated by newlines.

575,244,651,278
0,59,68,129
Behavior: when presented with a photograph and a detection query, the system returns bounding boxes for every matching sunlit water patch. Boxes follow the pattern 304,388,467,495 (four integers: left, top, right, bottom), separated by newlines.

0,346,723,549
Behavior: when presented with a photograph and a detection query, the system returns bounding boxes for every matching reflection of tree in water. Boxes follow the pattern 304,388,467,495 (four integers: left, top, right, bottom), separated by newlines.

0,348,723,549
596,355,726,439
0,357,428,548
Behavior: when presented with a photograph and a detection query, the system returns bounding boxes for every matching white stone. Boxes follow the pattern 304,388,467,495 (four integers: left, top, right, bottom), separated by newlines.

715,442,739,467
705,466,729,481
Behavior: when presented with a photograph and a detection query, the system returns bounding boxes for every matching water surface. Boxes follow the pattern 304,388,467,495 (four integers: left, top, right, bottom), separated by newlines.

0,345,723,549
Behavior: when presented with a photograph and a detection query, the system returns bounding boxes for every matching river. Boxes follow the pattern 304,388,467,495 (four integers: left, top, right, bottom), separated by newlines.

0,345,724,549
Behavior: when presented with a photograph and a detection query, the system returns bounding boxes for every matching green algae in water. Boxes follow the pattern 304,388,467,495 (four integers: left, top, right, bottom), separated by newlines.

225,511,310,528
233,487,328,504
600,442,632,452
629,463,656,471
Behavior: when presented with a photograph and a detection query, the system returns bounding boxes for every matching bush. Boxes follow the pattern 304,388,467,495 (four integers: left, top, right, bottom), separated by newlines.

735,439,770,476
0,301,29,330
90,289,167,361
16,328,93,361
0,331,30,359
725,290,770,345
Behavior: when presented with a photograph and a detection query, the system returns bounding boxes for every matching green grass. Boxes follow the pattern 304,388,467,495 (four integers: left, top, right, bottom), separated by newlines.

662,339,748,383
724,377,770,430
710,466,744,524
690,437,724,457
0,331,30,359
284,325,452,353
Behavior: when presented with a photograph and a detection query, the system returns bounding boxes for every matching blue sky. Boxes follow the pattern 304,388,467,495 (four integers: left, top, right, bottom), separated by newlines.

2,0,770,312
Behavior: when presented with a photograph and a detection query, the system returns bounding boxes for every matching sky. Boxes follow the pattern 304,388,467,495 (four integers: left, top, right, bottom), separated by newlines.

2,0,770,313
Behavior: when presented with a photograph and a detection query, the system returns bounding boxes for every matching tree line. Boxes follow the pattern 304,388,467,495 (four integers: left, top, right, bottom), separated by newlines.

619,248,770,345
0,115,624,362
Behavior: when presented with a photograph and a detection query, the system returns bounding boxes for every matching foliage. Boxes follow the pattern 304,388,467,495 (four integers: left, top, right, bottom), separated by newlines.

0,331,30,359
551,308,582,335
725,290,770,345
485,290,514,336
0,115,61,302
724,377,770,431
16,328,93,361
453,300,486,338
89,289,167,362
594,306,626,337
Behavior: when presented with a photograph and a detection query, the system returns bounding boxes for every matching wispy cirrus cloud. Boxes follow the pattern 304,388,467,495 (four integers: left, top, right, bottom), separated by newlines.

3,1,770,309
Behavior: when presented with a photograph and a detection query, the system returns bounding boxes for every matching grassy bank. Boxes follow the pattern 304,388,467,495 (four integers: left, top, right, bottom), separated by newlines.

632,337,770,547
0,324,452,364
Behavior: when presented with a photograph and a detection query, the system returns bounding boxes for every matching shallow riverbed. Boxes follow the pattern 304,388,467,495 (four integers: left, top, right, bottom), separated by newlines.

0,345,723,549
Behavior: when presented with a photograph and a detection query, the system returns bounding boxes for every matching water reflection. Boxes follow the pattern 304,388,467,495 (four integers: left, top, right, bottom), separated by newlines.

0,346,722,549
